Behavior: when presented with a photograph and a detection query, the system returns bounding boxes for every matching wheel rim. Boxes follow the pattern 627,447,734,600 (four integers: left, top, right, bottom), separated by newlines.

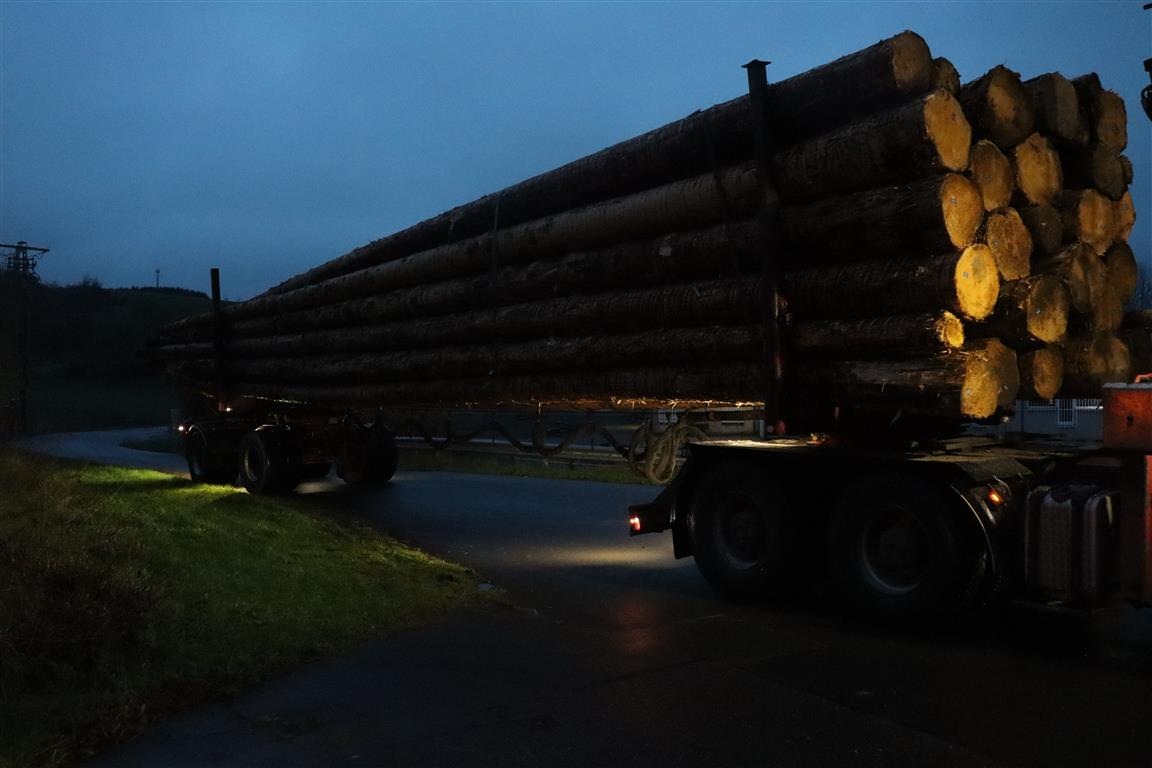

241,441,264,486
716,493,767,569
188,438,205,478
858,504,930,595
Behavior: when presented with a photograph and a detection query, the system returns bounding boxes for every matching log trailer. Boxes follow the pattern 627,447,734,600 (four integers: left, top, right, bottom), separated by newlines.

163,32,1148,618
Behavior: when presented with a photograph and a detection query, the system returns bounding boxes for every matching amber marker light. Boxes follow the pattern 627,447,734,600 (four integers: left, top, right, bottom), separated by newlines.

629,515,643,533
987,487,1005,506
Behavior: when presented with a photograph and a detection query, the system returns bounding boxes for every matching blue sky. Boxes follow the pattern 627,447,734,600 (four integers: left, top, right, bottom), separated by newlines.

1,1,1148,300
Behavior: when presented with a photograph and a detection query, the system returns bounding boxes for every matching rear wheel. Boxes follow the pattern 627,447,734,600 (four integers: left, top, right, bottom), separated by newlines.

829,473,987,618
688,462,796,600
238,431,296,495
185,428,237,485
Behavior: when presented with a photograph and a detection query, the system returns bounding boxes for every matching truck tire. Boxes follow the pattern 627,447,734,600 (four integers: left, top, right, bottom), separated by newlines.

337,425,398,486
238,431,295,495
688,462,796,600
185,428,237,485
828,473,987,619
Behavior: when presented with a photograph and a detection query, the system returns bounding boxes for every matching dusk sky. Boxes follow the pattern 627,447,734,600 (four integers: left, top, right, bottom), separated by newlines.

1,1,1148,301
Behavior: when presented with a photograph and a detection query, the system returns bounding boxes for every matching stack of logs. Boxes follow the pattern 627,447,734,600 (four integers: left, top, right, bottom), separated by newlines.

154,30,1138,431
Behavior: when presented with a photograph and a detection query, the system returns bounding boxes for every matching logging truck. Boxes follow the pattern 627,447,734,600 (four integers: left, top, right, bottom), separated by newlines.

159,29,1146,616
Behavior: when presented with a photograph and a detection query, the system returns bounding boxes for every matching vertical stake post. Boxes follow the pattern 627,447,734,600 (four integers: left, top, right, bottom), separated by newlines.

742,59,788,436
210,268,228,412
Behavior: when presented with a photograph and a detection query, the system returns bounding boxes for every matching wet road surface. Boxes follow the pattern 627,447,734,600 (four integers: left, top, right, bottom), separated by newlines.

22,430,1152,766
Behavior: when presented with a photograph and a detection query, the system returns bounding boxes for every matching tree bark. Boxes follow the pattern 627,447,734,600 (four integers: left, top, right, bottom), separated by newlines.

967,140,1014,212
979,207,1032,280
786,245,999,322
1012,133,1063,206
1062,332,1130,396
778,173,984,261
789,312,965,357
1024,73,1089,145
1071,75,1128,151
772,89,970,203
157,278,766,357
258,32,933,297
967,275,1069,348
1103,241,1138,304
1061,188,1115,255
1017,204,1063,256
959,66,1036,150
1018,346,1064,401
1060,144,1126,200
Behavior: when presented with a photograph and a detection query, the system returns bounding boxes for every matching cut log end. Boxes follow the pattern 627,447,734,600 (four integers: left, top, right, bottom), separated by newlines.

1063,332,1131,395
968,139,1014,212
1019,346,1064,401
1025,72,1089,145
938,311,966,349
1095,90,1129,151
1114,191,1136,242
941,174,986,249
954,244,1001,321
1104,241,1138,304
1013,133,1063,206
982,208,1033,281
931,57,960,95
1024,275,1071,344
889,30,934,94
924,90,972,171
962,339,1019,416
1062,188,1116,255
961,65,1036,150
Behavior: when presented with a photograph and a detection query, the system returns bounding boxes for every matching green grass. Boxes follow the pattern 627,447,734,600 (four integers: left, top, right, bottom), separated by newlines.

0,449,483,768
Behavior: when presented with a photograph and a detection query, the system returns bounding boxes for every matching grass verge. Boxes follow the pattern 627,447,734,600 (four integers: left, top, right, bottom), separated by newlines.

0,448,482,768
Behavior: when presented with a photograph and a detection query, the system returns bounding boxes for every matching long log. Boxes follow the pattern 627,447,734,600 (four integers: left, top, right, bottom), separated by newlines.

1072,75,1128,151
1018,346,1064,401
778,173,984,260
1017,203,1063,256
968,139,1014,212
1114,191,1136,242
799,339,1016,418
260,31,934,297
1024,73,1089,145
1061,188,1115,255
164,169,764,332
786,245,999,322
959,66,1036,150
1062,332,1130,395
1060,144,1126,200
789,312,964,357
161,222,764,342
170,325,764,384
1012,133,1063,206
1103,241,1138,304
979,208,1032,280
156,278,767,358
968,275,1069,348
772,89,970,203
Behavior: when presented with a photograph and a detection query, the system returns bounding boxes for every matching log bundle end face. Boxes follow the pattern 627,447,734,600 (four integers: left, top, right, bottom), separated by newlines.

961,65,1037,150
954,244,1002,321
1114,191,1136,242
1017,204,1063,256
931,57,961,95
1025,72,1089,146
1013,133,1063,206
1062,188,1116,255
1024,275,1070,344
1019,346,1064,401
924,90,973,171
961,339,1019,417
1104,241,1138,304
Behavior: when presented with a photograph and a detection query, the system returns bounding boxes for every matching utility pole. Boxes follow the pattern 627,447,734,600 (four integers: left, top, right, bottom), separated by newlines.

1,241,49,435
156,268,161,289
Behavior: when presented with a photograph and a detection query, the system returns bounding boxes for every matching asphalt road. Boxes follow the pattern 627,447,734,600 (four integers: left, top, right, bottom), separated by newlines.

23,429,1152,767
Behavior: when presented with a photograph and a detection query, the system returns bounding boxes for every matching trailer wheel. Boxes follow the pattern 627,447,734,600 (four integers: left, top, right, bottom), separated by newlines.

238,431,295,495
688,462,795,600
829,474,986,619
185,428,237,485
337,425,398,486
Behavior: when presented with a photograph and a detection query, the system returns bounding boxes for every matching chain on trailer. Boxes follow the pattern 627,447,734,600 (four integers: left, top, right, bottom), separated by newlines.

388,413,709,485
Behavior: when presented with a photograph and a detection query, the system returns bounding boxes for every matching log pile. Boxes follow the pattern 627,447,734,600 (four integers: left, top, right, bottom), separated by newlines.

154,30,1138,431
